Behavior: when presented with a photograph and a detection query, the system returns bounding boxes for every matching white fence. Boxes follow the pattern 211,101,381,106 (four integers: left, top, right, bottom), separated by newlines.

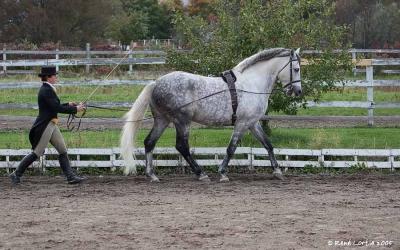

1,45,166,75
1,147,399,172
1,47,400,75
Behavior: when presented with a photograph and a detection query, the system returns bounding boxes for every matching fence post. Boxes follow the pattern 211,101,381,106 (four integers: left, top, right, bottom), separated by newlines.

352,51,357,76
389,149,395,172
76,154,81,173
128,43,133,75
85,43,90,74
318,149,324,168
39,155,45,174
2,47,6,75
366,66,374,127
55,48,59,72
110,152,116,172
6,155,10,174
248,147,254,171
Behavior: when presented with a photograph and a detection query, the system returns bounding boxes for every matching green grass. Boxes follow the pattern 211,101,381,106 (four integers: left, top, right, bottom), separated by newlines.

295,107,400,116
0,84,145,104
1,127,399,149
315,87,400,102
2,84,400,104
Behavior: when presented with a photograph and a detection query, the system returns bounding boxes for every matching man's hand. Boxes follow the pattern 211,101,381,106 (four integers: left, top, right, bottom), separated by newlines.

76,102,87,112
69,102,77,106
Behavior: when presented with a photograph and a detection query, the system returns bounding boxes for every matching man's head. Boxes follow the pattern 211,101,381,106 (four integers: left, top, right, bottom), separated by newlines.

38,66,58,83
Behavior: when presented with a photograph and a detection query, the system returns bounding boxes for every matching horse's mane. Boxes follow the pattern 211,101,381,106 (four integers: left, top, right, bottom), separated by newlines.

234,48,291,73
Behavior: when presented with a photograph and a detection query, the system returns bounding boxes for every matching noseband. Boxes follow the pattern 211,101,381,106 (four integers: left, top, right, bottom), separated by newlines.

277,50,301,89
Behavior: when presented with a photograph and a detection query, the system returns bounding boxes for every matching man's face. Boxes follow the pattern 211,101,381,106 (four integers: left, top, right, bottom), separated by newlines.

48,75,57,84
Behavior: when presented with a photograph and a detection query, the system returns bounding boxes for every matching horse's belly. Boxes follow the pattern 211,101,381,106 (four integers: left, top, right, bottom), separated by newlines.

192,98,232,126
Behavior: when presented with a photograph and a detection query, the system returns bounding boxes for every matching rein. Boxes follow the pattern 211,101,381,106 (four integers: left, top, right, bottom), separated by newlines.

67,50,131,131
81,87,284,125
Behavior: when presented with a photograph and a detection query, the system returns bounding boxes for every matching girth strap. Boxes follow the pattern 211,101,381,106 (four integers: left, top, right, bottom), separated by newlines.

221,70,238,125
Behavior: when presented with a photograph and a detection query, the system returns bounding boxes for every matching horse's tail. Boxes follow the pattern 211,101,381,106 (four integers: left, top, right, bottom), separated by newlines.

120,82,156,175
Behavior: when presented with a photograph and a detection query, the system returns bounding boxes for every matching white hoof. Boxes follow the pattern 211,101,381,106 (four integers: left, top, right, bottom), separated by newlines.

198,174,210,182
219,174,230,182
273,169,284,180
150,175,160,182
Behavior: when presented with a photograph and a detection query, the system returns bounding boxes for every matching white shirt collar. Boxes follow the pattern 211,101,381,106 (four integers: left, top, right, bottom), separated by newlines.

43,81,57,93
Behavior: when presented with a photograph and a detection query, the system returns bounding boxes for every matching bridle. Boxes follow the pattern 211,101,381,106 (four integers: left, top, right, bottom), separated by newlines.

277,49,301,89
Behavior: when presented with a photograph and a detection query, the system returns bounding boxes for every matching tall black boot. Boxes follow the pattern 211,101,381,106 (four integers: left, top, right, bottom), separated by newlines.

59,153,86,184
10,152,38,185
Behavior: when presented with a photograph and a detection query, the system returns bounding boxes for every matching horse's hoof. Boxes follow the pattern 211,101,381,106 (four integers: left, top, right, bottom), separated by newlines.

219,174,230,182
198,174,210,182
272,169,284,180
273,173,284,180
150,175,160,182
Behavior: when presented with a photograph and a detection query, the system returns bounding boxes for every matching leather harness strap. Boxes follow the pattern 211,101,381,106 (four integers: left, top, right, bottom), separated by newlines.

221,70,238,125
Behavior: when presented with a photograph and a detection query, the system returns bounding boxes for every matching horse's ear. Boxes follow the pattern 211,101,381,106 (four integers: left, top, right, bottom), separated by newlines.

295,48,301,54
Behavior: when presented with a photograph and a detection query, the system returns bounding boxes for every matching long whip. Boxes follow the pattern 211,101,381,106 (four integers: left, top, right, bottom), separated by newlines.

67,50,132,131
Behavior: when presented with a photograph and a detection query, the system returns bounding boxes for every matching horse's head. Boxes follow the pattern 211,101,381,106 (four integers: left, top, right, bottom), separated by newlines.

277,48,302,97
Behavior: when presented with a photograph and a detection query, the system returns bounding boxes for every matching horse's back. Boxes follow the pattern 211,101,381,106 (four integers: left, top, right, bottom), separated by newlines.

151,71,232,125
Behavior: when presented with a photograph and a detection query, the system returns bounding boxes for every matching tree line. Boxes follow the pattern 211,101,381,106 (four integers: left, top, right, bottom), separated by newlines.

0,0,399,49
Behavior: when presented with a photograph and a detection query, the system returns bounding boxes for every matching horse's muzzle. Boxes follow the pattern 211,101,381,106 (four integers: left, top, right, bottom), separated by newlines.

294,87,302,96
285,85,302,97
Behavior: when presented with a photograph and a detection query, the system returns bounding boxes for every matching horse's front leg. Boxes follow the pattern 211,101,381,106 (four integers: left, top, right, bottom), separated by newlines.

219,124,248,182
250,122,283,180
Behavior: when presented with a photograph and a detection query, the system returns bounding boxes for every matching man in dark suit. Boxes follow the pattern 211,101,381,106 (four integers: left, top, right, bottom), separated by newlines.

10,66,86,184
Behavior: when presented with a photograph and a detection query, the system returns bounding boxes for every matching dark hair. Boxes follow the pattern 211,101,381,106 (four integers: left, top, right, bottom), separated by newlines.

41,76,49,81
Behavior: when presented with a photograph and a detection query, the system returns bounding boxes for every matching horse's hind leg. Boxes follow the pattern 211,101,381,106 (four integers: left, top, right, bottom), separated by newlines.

250,122,283,180
144,116,169,182
174,121,210,181
218,123,248,182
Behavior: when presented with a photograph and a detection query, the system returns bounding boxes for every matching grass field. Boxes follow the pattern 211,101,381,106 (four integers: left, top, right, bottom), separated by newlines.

1,127,399,149
2,84,400,103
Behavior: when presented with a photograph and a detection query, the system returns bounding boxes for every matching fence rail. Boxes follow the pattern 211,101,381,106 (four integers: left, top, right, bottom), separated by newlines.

0,147,399,172
1,47,400,73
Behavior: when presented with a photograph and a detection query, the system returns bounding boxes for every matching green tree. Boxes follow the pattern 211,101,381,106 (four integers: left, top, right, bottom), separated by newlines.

106,0,174,44
335,0,400,48
167,0,351,115
187,0,216,19
0,0,113,46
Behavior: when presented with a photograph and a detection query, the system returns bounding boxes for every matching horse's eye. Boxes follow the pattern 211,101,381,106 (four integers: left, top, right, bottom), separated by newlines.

294,68,300,73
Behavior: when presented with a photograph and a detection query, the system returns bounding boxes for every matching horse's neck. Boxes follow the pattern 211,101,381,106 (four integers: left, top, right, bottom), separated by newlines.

234,57,285,93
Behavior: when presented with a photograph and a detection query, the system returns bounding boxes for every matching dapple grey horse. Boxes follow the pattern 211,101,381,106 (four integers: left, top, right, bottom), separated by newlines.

121,48,302,182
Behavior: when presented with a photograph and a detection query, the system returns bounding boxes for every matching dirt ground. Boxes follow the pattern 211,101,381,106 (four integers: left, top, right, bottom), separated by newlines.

0,173,399,250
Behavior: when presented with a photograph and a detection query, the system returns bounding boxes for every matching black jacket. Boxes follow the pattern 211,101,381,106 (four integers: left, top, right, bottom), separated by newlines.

29,83,77,149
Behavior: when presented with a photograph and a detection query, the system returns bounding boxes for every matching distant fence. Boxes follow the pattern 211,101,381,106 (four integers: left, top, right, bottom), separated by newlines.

1,47,400,75
0,147,399,173
1,43,166,75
